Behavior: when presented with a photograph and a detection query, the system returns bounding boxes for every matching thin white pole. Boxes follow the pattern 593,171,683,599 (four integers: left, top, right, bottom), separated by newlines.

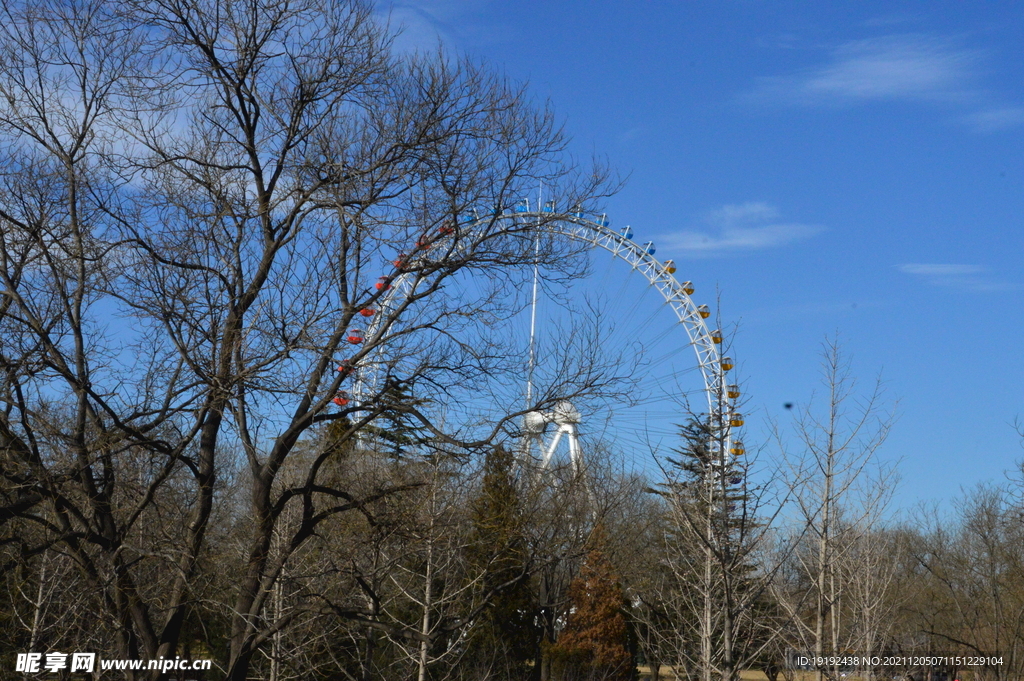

525,185,542,408
526,247,539,407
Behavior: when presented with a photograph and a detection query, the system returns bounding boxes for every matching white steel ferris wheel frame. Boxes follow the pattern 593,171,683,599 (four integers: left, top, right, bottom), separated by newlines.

350,209,737,468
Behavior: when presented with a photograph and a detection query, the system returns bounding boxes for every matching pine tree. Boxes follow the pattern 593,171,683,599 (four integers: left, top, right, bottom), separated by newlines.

668,418,748,530
463,445,540,680
362,380,431,459
662,416,765,681
548,528,635,681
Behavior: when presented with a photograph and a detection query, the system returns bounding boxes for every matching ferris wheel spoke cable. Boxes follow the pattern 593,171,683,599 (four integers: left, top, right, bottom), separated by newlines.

622,362,702,396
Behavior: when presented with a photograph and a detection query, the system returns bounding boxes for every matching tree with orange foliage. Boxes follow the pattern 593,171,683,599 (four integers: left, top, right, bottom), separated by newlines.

547,530,635,681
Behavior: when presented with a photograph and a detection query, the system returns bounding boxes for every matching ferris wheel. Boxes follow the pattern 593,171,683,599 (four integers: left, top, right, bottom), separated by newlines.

341,201,745,476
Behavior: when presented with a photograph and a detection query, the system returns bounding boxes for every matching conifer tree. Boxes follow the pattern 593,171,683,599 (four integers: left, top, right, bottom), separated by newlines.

464,445,540,680
668,418,749,530
660,416,780,681
548,528,635,681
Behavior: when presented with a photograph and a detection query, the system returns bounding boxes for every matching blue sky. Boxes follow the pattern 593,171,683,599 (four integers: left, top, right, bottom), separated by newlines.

383,1,1024,506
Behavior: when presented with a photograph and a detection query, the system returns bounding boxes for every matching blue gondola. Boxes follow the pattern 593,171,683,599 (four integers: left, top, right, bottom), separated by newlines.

643,241,656,255
620,226,633,239
543,200,555,213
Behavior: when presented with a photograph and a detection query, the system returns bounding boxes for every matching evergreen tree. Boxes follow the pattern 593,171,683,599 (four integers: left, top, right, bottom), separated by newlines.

661,416,767,681
362,381,432,459
463,445,540,680
548,528,635,681
668,417,748,530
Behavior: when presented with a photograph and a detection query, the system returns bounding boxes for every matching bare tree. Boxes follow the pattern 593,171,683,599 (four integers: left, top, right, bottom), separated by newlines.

636,325,800,681
771,337,896,681
652,414,795,681
907,486,1024,681
839,502,906,679
0,0,611,678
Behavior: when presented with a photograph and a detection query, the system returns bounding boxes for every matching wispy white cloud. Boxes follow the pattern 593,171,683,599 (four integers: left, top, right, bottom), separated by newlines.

744,32,1024,132
898,263,1016,291
964,106,1024,132
898,263,983,276
380,5,448,53
748,34,982,106
657,202,824,256
380,1,496,54
617,126,645,147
